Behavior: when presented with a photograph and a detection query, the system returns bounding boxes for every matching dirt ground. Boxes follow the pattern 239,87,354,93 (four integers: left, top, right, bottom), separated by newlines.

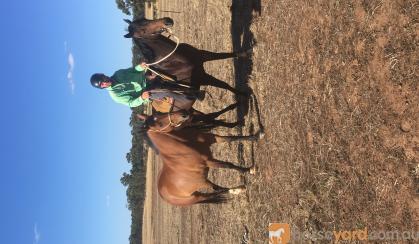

142,0,418,243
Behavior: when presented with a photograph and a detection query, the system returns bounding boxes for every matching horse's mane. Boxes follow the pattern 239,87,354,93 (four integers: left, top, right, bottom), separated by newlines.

143,130,159,154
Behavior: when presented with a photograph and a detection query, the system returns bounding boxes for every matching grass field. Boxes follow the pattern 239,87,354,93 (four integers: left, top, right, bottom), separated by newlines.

141,0,418,243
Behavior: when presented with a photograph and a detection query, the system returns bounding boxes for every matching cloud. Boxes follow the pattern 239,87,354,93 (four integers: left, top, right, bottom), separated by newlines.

33,223,41,244
67,52,75,94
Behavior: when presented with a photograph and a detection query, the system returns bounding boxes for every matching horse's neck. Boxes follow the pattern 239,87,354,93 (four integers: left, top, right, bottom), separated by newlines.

142,35,176,53
147,131,187,153
147,130,214,155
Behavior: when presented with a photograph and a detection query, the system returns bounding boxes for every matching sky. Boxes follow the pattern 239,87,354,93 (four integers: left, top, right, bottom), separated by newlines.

0,1,136,243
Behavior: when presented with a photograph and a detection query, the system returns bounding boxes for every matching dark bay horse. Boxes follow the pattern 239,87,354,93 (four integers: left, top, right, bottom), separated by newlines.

124,17,250,95
143,125,262,206
138,102,242,132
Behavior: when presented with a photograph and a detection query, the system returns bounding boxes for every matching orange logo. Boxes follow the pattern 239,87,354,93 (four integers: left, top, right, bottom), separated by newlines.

269,223,290,244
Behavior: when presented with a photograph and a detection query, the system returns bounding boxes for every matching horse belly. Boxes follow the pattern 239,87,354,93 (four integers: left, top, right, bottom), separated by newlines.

158,168,206,197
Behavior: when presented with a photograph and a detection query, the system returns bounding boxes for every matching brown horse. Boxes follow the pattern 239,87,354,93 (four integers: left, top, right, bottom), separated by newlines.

142,118,262,206
139,102,242,132
124,17,250,95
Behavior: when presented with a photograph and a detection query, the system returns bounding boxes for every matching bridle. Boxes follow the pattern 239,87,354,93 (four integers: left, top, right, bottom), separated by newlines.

148,111,189,133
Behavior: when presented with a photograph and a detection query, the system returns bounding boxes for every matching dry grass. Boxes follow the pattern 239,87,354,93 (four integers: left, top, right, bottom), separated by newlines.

142,0,418,243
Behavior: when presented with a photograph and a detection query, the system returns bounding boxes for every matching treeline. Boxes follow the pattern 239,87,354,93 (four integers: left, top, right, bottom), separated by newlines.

121,105,148,244
116,0,156,16
115,1,156,243
116,0,144,16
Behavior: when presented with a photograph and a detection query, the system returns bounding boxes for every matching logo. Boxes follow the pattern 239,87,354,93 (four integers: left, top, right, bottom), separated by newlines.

269,223,290,244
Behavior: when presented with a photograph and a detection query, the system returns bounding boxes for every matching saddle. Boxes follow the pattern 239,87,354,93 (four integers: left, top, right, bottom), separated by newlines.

151,97,173,113
149,89,201,113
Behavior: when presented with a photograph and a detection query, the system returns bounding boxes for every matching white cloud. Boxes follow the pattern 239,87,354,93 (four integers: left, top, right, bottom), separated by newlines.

33,223,41,244
67,52,75,94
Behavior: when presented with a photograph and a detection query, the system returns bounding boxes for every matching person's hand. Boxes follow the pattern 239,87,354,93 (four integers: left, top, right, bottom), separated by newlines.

141,91,150,99
139,62,148,69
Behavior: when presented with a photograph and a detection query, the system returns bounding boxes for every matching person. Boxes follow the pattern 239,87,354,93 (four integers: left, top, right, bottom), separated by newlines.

91,63,204,108
90,63,153,108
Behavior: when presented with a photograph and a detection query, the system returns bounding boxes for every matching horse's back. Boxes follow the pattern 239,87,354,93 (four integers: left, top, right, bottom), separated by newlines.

147,129,215,157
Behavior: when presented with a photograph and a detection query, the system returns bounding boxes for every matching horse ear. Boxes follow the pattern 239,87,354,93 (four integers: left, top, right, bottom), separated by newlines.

124,32,133,38
123,19,132,24
136,113,147,121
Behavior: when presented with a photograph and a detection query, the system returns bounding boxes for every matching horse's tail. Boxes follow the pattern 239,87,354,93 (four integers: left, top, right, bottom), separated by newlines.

161,191,231,206
196,192,231,204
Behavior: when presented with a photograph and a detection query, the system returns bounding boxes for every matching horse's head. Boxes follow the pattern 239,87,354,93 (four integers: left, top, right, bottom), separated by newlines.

124,17,174,39
137,110,190,133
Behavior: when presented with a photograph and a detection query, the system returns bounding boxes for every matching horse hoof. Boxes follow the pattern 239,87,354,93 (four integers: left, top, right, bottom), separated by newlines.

249,166,257,175
258,131,265,139
229,186,246,195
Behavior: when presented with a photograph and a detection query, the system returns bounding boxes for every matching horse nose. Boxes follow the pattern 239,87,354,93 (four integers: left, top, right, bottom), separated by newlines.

164,17,174,27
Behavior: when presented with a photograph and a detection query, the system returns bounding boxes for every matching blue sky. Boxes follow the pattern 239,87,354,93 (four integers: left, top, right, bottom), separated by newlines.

0,1,136,243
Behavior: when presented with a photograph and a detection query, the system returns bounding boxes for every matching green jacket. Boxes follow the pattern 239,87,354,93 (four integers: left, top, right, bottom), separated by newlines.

106,65,149,107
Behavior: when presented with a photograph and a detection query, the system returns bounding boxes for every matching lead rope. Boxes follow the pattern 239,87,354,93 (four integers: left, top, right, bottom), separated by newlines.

142,28,192,87
146,28,179,66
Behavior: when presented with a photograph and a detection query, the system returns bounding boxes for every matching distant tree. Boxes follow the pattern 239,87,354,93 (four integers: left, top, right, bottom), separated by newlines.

118,2,149,243
120,172,133,186
115,0,132,15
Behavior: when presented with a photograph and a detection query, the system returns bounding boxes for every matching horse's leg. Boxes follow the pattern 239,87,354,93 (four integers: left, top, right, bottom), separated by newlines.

207,159,254,174
197,180,246,196
204,103,239,119
199,49,252,62
199,73,249,96
189,104,242,129
199,50,236,62
190,109,206,123
192,103,238,122
212,120,243,128
191,108,204,116
204,179,229,192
